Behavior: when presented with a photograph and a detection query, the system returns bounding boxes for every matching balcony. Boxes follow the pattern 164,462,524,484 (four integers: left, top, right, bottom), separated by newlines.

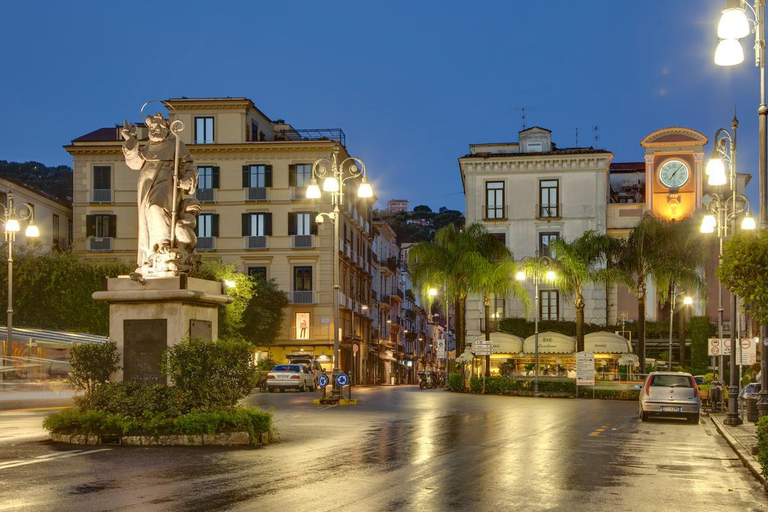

246,187,268,201
91,189,112,203
536,203,562,220
197,236,216,251
292,235,314,249
290,187,308,201
483,205,508,221
195,188,215,202
289,291,316,304
89,237,113,252
245,236,269,250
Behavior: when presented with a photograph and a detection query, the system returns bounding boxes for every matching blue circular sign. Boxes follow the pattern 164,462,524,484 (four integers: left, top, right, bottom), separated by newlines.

335,373,349,387
318,374,329,388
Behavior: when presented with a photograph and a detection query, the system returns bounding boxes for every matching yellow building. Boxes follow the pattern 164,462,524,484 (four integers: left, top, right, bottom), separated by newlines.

64,97,374,376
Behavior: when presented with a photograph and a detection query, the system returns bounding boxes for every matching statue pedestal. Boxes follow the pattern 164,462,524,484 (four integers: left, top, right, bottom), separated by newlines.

92,276,232,385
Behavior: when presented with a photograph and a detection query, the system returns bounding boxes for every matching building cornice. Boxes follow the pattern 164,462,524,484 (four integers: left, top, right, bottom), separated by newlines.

459,153,614,174
64,140,338,157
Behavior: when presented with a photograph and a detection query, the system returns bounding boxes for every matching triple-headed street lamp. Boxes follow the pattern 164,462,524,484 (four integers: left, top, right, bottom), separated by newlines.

307,144,373,401
701,119,755,425
516,253,556,397
714,0,768,417
1,192,39,378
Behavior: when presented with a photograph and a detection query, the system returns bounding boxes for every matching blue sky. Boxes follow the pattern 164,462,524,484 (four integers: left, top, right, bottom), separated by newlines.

0,1,762,213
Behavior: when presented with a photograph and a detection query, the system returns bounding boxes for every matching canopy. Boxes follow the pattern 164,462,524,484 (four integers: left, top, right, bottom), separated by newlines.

456,351,474,363
618,353,639,366
523,331,576,354
467,332,524,355
379,353,397,362
584,331,633,354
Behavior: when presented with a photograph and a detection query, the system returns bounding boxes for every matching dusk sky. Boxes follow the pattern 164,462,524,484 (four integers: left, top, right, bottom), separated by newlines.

0,1,763,213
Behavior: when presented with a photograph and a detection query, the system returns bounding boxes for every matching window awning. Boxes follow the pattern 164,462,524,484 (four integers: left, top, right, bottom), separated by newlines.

584,331,633,354
523,331,576,354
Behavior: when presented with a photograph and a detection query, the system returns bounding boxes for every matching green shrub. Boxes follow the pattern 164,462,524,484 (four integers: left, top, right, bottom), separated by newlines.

758,416,768,477
689,316,712,372
74,381,190,418
538,378,576,394
577,388,640,400
164,337,258,411
68,342,120,394
448,373,464,392
43,406,272,446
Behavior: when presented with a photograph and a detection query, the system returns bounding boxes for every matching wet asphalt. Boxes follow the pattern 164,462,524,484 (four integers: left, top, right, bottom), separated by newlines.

0,385,766,512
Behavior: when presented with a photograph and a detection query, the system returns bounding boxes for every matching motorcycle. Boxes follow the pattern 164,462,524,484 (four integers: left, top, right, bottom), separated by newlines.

419,371,438,389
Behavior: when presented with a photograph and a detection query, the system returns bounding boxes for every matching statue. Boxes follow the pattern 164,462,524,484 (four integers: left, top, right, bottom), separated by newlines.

121,113,200,276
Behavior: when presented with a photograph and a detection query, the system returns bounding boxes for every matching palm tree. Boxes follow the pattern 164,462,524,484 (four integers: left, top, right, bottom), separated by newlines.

550,231,622,352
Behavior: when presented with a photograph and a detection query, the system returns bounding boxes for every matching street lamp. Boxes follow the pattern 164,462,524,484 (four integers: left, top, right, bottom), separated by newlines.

700,120,755,425
516,252,555,396
667,288,693,371
307,145,372,401
1,192,39,378
714,0,768,418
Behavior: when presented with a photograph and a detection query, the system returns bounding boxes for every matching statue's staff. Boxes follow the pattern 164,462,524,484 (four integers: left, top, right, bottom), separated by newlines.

169,120,184,249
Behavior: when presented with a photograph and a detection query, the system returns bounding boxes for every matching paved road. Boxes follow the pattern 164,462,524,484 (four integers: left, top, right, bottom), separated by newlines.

0,386,765,511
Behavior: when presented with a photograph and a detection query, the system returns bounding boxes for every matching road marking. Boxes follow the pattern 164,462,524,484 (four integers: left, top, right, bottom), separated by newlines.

0,448,111,470
589,424,609,437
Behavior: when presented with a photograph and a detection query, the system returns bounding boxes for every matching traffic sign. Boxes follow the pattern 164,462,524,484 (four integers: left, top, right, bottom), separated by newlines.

474,340,492,356
318,374,329,388
577,351,595,386
335,373,350,387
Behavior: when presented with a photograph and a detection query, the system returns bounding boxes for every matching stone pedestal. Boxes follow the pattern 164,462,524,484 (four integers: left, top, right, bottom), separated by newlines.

92,276,233,384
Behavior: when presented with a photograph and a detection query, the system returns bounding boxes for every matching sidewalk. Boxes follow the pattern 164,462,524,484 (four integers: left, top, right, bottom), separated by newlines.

710,413,766,490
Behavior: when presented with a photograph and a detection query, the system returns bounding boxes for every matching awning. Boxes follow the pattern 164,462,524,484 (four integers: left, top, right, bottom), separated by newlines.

523,331,576,354
584,331,632,354
0,327,108,348
468,332,524,354
456,351,474,363
379,354,397,362
618,353,639,366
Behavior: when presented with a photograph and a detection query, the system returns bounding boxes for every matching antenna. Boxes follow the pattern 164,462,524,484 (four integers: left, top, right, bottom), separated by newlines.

575,128,579,146
511,107,537,130
593,125,600,147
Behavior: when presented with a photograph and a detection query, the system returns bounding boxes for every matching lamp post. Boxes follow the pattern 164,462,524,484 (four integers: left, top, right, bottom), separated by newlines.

701,120,756,425
667,288,693,370
307,145,373,401
714,0,768,417
0,192,39,379
516,252,555,397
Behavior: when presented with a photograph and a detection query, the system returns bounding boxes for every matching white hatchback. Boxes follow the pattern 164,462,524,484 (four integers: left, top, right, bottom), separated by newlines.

639,371,701,423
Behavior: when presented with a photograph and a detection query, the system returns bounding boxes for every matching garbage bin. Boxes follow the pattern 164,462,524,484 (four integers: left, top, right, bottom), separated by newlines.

746,396,759,423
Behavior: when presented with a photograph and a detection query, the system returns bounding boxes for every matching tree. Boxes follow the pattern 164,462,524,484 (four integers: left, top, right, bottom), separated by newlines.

719,229,768,325
242,277,289,345
413,205,432,213
550,231,622,352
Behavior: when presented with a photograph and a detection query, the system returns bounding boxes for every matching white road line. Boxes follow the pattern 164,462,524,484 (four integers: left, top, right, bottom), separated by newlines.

34,450,82,459
0,448,110,470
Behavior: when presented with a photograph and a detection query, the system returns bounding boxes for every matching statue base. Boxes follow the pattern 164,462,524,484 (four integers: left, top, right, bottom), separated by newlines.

92,275,232,385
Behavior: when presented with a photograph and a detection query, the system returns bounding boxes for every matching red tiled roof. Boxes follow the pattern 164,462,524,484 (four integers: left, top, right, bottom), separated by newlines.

71,127,119,143
610,162,645,172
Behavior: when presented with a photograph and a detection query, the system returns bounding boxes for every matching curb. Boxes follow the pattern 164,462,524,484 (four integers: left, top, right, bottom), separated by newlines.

709,414,767,491
312,398,359,406
49,431,269,447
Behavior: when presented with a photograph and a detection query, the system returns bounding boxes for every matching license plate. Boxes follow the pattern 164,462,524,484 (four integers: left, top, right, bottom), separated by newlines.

661,406,682,412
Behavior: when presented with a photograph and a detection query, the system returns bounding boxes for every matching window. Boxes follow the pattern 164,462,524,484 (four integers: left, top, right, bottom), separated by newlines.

196,166,219,202
485,181,505,219
196,213,219,249
93,166,111,202
289,164,313,189
490,232,506,245
526,142,543,153
248,266,267,280
86,214,116,251
294,266,313,291
195,117,214,144
52,214,59,245
251,121,259,142
539,232,559,258
242,164,272,201
0,192,6,207
242,212,272,249
68,220,73,247
539,179,560,218
540,290,559,321
289,212,317,248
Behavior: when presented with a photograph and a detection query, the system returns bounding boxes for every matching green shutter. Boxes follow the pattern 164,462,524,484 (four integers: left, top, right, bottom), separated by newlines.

242,165,249,188
242,213,251,236
265,165,273,187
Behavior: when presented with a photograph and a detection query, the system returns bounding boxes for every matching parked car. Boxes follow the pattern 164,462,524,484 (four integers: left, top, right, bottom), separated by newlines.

639,371,701,424
266,364,316,392
287,357,324,386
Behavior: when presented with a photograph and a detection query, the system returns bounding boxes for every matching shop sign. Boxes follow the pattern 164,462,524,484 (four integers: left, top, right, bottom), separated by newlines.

577,351,595,386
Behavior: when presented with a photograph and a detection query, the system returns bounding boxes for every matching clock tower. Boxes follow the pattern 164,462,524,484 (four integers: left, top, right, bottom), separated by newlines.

640,127,708,220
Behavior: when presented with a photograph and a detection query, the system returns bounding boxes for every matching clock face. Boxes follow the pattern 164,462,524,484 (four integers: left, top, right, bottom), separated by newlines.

659,160,690,189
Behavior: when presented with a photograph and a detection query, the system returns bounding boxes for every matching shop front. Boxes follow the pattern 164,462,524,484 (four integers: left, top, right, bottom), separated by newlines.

520,331,576,376
584,331,637,381
467,333,525,376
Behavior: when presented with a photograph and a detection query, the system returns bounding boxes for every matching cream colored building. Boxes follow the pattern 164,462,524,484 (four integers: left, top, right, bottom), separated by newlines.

64,97,375,376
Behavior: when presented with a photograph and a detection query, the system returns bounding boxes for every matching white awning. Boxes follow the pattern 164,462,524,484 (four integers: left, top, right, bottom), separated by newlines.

456,351,474,363
379,353,397,362
523,331,576,354
584,331,633,354
468,332,524,354
618,353,639,366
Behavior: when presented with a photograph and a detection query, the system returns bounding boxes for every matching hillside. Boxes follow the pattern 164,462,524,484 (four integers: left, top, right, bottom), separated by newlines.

0,161,73,204
376,205,465,243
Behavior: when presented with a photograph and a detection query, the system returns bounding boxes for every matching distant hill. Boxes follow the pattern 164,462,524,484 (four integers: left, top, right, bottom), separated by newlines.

376,205,465,243
0,161,73,204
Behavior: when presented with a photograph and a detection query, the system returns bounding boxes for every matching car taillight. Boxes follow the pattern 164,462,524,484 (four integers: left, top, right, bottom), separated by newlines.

690,377,699,397
644,378,651,396
290,375,300,379
267,375,275,380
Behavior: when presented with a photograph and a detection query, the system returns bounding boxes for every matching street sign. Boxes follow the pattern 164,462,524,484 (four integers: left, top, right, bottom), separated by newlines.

738,338,757,366
474,340,492,356
335,373,349,387
436,339,446,359
318,374,329,388
708,338,722,356
577,351,595,386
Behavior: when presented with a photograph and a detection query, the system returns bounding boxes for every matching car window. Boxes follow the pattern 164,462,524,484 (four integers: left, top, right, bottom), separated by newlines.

274,365,300,372
651,375,692,388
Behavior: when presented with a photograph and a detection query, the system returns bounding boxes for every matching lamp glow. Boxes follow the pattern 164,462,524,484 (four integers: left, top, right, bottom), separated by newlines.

428,288,437,297
717,5,750,39
224,280,236,289
545,270,556,281
715,38,745,66
706,154,725,176
357,177,373,198
742,214,757,230
683,296,693,306
306,179,321,199
708,166,728,186
701,215,716,233
25,224,39,238
322,177,339,192
5,219,20,232
515,271,526,281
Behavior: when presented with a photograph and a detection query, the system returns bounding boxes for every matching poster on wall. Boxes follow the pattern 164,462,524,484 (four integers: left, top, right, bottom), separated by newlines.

295,312,310,340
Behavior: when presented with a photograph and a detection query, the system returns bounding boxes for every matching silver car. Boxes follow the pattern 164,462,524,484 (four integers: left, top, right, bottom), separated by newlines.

266,364,316,392
639,371,701,423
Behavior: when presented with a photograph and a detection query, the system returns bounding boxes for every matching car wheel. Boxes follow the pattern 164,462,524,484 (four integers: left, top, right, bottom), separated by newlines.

688,414,700,424
299,382,306,392
640,410,649,422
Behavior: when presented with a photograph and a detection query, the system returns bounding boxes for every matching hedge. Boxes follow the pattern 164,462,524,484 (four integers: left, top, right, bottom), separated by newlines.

448,373,464,392
759,416,768,477
468,376,576,395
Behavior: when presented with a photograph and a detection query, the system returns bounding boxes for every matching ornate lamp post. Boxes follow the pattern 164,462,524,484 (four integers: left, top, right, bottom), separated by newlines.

1,193,39,378
701,120,756,425
714,0,768,417
307,145,372,401
667,288,693,370
516,252,555,397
